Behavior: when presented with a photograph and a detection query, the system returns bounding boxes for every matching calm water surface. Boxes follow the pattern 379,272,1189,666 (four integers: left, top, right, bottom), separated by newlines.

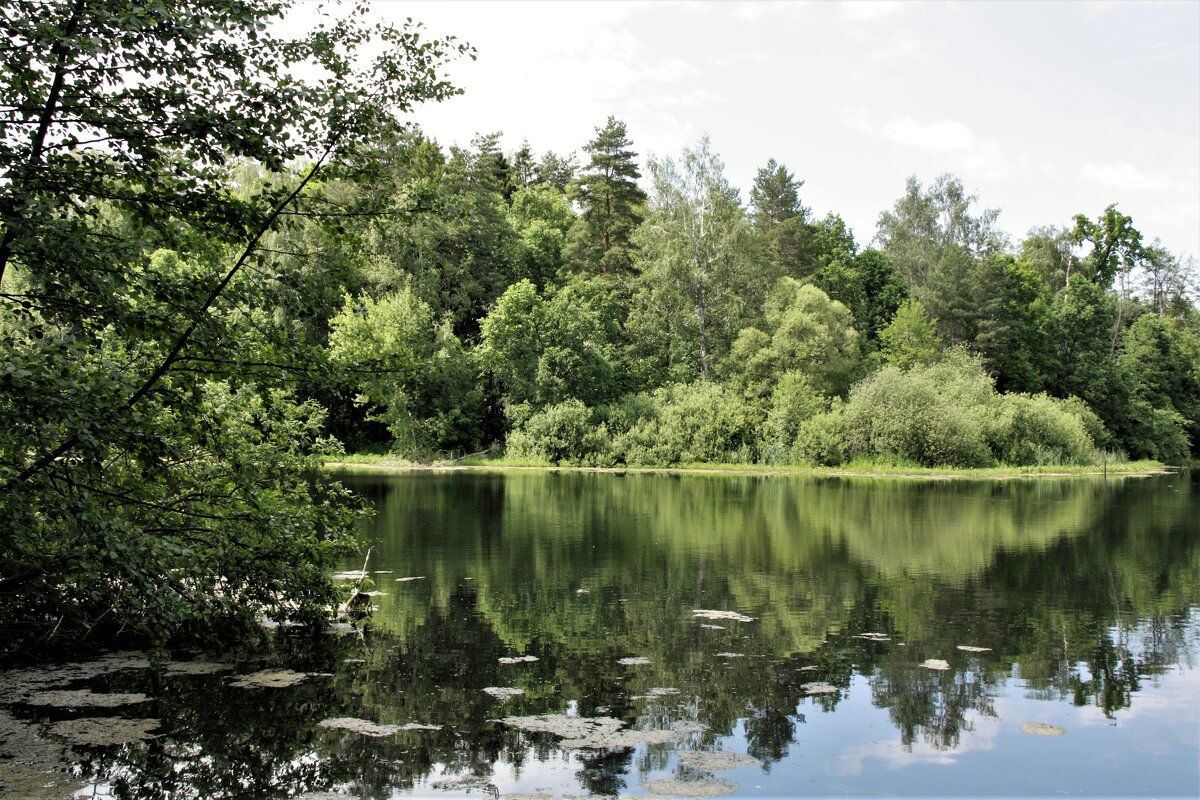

9,470,1200,798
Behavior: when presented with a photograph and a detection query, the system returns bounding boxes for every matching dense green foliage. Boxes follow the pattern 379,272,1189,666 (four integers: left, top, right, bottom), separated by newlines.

322,126,1197,471
2,1,1198,653
0,0,471,651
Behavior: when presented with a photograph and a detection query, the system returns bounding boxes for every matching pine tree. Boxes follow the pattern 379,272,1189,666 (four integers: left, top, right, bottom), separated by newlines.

566,117,647,274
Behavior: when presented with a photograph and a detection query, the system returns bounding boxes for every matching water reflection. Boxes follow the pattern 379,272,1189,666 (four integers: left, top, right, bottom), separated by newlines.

3,470,1197,798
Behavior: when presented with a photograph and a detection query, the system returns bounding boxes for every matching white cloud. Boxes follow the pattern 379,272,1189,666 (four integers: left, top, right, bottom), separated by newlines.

735,1,810,21
841,0,902,22
846,111,1009,180
1081,161,1180,193
882,116,975,151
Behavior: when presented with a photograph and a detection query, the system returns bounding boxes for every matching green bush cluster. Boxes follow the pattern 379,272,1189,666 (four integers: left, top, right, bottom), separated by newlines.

503,350,1107,469
794,350,1103,468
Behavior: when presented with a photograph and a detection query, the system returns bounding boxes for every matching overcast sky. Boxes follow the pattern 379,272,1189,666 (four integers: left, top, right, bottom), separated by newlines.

353,0,1198,257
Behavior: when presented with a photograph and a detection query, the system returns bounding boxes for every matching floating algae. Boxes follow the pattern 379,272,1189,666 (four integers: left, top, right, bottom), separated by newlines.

693,609,755,623
498,655,539,664
643,777,738,797
678,750,762,770
1020,722,1066,736
431,775,494,791
49,717,160,746
617,656,652,666
331,571,366,580
0,707,84,799
500,714,693,750
319,717,400,737
229,669,313,689
920,659,951,670
802,682,838,695
956,645,992,653
398,722,443,731
0,654,154,704
25,690,149,708
163,661,234,676
482,687,524,700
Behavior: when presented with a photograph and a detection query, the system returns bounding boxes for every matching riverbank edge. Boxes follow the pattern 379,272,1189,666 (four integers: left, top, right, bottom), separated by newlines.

323,457,1172,481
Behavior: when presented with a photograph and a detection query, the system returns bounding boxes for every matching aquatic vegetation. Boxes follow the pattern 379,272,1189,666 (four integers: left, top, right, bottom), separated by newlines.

48,717,160,746
802,682,838,695
643,777,738,796
498,655,539,664
229,669,315,689
163,661,234,676
677,750,762,770
692,610,755,623
319,717,400,736
482,687,524,699
25,690,149,708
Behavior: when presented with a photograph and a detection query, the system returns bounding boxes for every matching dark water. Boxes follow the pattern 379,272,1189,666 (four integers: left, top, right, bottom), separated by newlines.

9,470,1200,798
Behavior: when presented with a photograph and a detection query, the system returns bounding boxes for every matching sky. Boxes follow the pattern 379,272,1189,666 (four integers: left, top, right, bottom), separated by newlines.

339,0,1199,258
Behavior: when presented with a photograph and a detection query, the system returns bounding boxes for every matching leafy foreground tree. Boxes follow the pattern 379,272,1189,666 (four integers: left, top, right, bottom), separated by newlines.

0,0,471,652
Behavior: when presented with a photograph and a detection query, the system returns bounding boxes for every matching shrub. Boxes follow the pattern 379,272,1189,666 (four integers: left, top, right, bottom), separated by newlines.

986,394,1100,465
613,381,757,466
505,399,611,465
761,372,827,464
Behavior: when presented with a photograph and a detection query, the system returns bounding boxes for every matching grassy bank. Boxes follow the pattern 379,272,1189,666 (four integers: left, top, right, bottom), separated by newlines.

326,453,1171,481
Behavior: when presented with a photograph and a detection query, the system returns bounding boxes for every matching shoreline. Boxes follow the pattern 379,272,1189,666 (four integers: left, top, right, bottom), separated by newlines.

323,459,1173,481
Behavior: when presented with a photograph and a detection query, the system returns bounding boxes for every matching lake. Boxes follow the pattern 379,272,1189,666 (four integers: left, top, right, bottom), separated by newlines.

4,469,1198,798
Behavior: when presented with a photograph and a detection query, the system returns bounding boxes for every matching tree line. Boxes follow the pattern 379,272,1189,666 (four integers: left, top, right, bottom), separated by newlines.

316,121,1199,470
1,0,1196,651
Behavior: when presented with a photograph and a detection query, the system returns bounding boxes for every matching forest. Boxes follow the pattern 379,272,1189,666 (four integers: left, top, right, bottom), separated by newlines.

317,123,1200,472
0,0,1197,650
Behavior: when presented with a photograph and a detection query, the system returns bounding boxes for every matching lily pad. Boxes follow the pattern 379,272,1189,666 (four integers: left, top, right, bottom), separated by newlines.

1020,722,1066,736
229,669,312,689
678,750,762,770
643,777,738,797
693,609,755,623
318,717,400,737
25,690,148,708
48,717,160,746
482,686,524,700
920,659,951,670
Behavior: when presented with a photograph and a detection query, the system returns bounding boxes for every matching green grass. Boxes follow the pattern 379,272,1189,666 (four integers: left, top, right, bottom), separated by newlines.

325,452,1169,480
